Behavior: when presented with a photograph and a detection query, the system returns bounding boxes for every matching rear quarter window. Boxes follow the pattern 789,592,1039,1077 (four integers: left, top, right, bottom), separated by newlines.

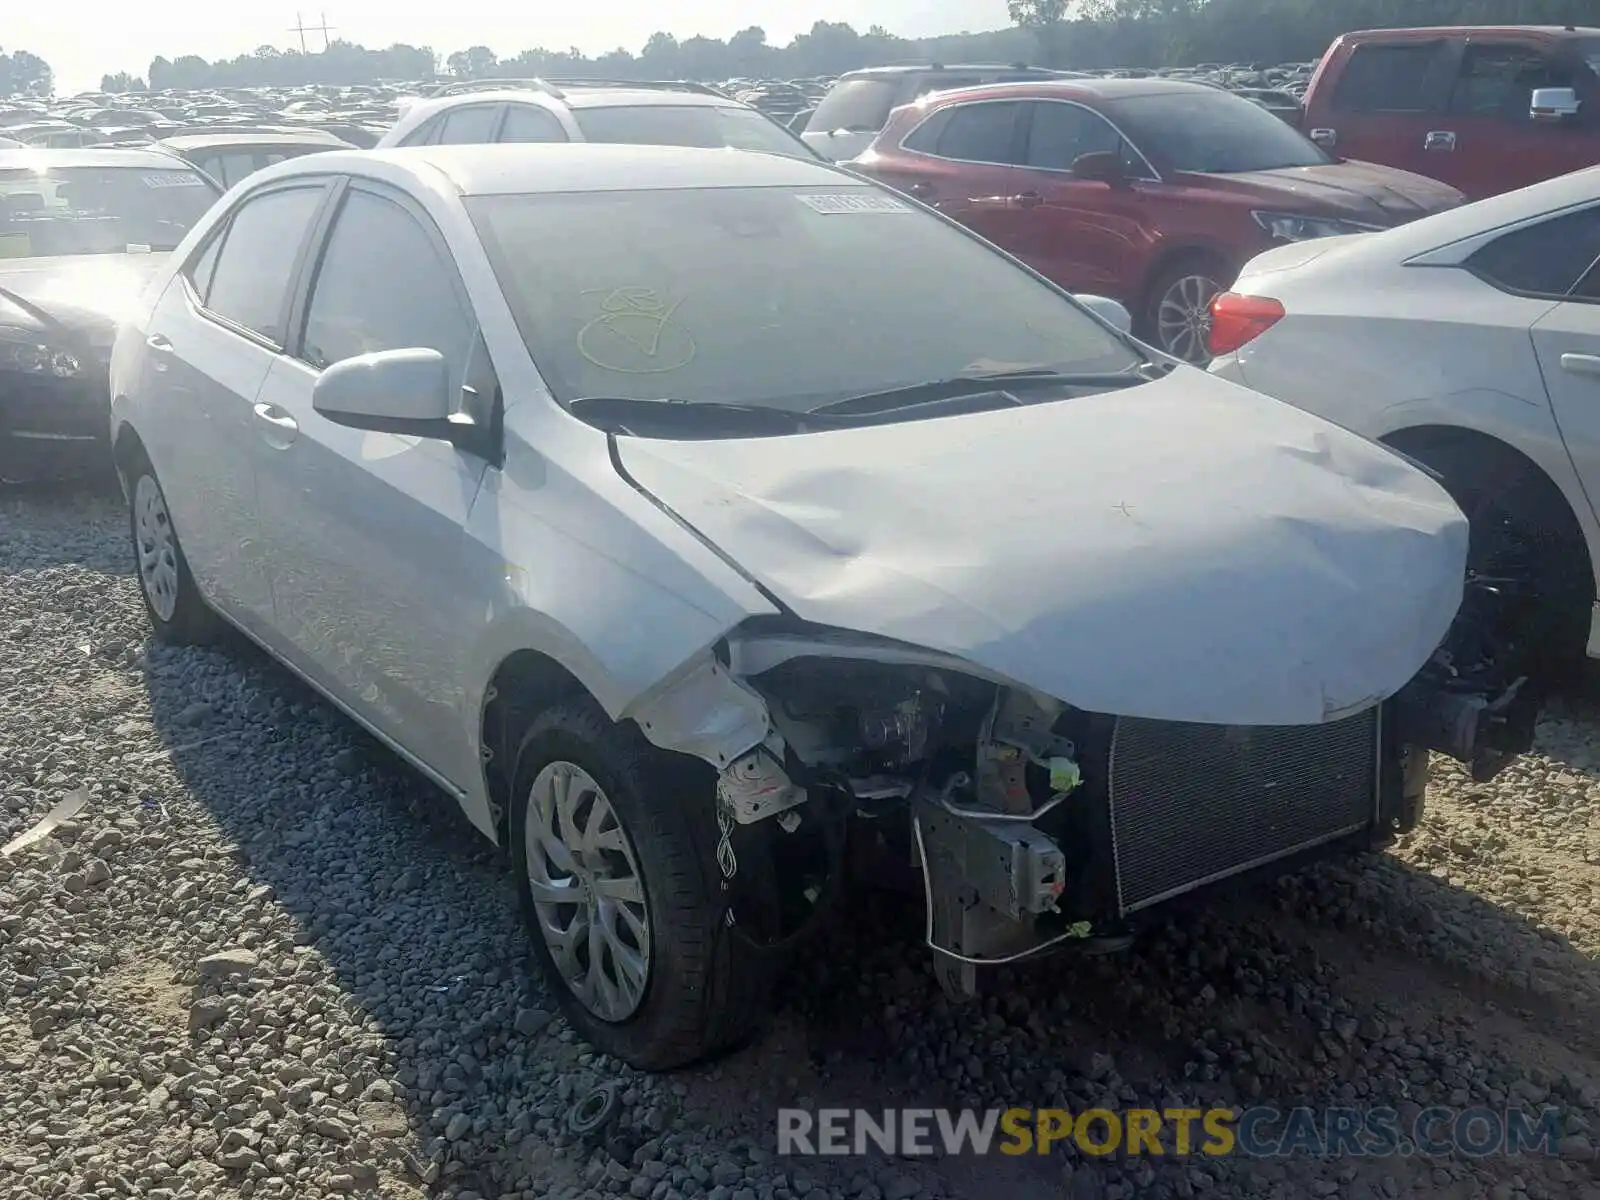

1466,205,1600,298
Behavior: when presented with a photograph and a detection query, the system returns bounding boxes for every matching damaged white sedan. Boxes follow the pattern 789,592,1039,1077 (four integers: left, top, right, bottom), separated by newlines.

108,143,1538,1070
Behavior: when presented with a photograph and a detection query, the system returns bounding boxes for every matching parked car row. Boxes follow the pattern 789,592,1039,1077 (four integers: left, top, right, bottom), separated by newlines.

1,26,1596,1077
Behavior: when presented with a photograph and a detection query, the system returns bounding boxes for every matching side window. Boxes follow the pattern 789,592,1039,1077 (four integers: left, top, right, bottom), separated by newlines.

300,189,475,384
436,105,501,145
499,105,568,143
1333,42,1452,113
399,115,441,147
215,153,261,188
202,186,325,342
933,102,1023,165
1465,206,1600,299
901,109,952,153
1024,102,1123,171
184,229,225,303
1450,43,1574,121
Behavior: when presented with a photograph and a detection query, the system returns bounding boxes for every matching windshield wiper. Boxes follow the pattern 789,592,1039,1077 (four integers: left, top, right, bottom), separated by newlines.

567,395,819,433
807,367,1156,418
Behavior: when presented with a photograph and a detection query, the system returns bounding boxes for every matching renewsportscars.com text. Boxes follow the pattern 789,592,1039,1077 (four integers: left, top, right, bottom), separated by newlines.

776,1106,1564,1158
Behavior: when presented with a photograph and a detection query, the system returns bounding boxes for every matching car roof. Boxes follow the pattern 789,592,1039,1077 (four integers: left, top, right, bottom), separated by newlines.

272,143,853,196
923,77,1228,104
561,89,739,110
410,87,741,114
1342,24,1600,40
0,146,204,171
839,63,1061,78
159,131,354,150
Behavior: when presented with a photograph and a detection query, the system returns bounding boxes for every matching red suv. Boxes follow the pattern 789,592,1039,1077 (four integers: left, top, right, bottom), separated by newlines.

847,79,1464,362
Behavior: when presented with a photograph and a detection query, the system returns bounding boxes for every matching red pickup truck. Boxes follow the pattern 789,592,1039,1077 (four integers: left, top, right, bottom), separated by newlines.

1300,25,1600,200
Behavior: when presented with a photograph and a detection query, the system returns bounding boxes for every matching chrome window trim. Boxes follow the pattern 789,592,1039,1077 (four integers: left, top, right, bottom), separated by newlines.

896,96,1162,183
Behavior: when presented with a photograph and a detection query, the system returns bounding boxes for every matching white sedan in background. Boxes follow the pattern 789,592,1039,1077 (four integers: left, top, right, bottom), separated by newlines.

1209,166,1600,686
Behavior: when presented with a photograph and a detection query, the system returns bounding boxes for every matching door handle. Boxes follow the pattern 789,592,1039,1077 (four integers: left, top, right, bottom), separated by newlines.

1561,352,1600,378
1424,130,1457,151
1308,128,1337,148
1014,191,1044,208
907,180,936,199
252,401,299,447
145,333,173,351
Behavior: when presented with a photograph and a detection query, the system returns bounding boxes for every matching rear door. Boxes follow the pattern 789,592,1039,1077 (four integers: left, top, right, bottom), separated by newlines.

1309,37,1459,178
1008,99,1153,296
251,181,499,786
139,182,331,637
1432,38,1596,199
873,99,1031,252
1525,206,1600,520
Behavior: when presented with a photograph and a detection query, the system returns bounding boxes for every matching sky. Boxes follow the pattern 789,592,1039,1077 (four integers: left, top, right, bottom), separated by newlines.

10,0,1012,94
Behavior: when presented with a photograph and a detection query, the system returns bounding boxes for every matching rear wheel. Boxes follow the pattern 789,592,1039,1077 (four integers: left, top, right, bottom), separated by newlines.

1141,255,1232,364
1390,434,1592,681
509,698,771,1069
126,451,224,645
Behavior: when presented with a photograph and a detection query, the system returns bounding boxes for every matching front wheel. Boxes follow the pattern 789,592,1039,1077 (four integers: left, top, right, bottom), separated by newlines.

509,698,771,1069
1141,258,1231,364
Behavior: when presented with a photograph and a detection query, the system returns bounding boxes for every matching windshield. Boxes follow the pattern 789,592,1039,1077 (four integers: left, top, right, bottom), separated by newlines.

1102,91,1330,173
468,185,1138,413
0,165,217,256
573,106,814,158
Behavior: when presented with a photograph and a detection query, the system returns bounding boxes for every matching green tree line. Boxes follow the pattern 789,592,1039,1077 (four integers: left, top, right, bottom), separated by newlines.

1,0,1593,96
0,48,52,94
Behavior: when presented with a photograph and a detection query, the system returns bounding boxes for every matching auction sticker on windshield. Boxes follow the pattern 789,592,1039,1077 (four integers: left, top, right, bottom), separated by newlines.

141,172,207,189
797,193,910,215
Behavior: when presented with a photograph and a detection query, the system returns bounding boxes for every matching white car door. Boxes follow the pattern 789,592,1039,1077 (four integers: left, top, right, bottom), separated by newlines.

1532,294,1600,499
138,182,331,637
250,181,501,789
1523,208,1600,509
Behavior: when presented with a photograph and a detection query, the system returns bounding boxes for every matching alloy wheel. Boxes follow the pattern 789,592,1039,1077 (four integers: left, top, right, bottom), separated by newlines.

133,474,180,623
522,761,652,1022
1156,273,1223,364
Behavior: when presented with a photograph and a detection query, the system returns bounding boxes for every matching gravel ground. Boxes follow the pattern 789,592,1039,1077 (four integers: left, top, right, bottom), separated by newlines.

1,483,1597,1200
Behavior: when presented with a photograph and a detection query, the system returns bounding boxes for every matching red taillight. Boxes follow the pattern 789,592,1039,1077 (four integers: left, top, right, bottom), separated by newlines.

1208,292,1285,357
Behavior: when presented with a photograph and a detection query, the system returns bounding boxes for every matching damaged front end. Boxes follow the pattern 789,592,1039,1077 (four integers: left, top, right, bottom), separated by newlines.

626,608,1536,1001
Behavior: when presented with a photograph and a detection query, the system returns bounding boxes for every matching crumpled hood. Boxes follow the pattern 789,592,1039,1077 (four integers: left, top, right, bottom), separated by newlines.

615,369,1469,727
0,253,169,345
1182,160,1464,223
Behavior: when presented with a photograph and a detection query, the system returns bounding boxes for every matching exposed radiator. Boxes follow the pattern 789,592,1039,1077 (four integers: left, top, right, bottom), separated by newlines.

1107,707,1380,914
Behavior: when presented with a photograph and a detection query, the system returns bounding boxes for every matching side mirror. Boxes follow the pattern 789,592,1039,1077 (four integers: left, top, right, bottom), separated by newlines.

1075,294,1133,334
312,347,491,454
1071,150,1126,184
1531,87,1581,123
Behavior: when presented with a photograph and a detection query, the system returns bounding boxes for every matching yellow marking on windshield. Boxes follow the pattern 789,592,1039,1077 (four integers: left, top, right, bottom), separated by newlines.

577,286,696,374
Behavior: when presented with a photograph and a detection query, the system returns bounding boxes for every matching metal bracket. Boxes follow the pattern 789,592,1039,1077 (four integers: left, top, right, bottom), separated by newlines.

915,794,1067,998
716,744,808,825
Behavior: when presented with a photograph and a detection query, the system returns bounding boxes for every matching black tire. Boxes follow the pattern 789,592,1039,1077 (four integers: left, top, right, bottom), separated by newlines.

509,697,771,1070
1392,434,1592,678
124,449,224,646
1139,253,1233,365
